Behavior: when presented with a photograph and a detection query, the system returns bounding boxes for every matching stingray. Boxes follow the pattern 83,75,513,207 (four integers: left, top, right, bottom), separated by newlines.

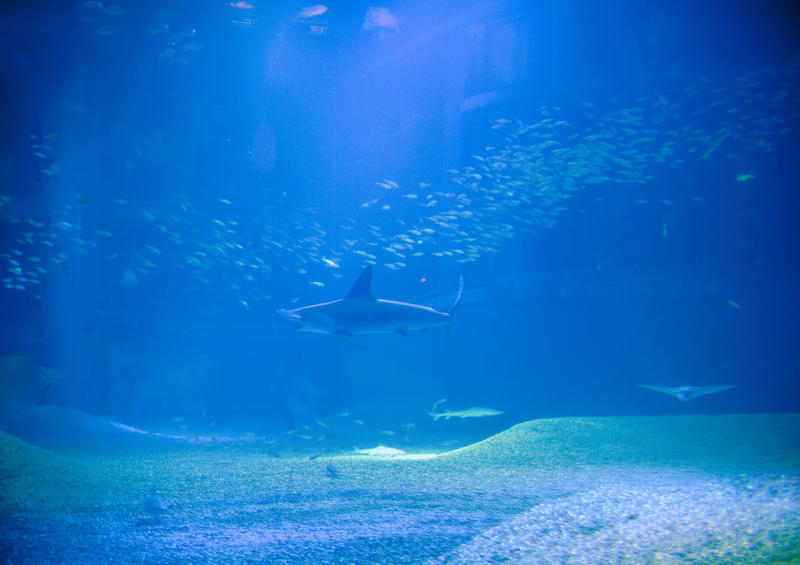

352,445,406,456
637,384,737,402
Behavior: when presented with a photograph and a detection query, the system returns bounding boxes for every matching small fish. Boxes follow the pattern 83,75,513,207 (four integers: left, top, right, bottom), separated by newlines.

146,23,169,35
180,41,205,52
727,300,741,310
297,4,327,19
321,257,339,268
309,281,325,287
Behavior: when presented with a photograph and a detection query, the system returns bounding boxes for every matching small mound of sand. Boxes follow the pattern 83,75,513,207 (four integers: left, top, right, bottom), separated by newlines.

430,471,800,564
0,430,85,512
441,414,800,471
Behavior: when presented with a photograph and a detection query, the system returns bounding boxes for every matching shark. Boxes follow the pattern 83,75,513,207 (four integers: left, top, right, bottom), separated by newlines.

637,384,738,402
278,265,463,347
428,399,503,421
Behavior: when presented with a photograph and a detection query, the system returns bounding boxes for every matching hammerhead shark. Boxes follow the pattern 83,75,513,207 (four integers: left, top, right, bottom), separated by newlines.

278,265,463,347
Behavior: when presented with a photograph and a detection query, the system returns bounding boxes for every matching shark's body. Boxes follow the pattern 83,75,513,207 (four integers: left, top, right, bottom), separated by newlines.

637,384,737,402
428,399,503,421
278,266,463,345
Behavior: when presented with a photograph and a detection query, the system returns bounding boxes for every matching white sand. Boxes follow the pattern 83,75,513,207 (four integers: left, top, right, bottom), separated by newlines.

1,414,797,563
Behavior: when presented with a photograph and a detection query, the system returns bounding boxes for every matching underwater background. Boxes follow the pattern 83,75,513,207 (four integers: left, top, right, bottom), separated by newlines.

1,1,799,563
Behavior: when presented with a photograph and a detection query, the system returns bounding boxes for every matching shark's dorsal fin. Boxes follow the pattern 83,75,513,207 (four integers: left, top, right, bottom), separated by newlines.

346,266,375,301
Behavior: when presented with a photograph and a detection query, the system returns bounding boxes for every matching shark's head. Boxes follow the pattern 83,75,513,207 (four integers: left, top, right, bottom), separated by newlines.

277,307,334,334
277,308,311,331
277,308,302,322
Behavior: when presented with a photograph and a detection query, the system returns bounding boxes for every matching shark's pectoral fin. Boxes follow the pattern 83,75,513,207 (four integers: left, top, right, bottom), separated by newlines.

334,331,367,348
396,329,407,336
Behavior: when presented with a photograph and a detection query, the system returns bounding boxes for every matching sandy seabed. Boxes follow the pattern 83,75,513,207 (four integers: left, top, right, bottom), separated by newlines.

1,414,798,564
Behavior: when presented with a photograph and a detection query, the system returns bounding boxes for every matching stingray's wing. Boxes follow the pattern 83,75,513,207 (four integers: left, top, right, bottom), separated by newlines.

638,384,685,400
687,385,737,399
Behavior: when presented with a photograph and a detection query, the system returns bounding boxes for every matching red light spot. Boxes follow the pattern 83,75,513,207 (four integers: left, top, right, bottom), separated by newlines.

420,277,427,283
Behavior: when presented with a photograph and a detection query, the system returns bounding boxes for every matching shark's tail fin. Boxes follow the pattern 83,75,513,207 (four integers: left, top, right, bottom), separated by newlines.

447,276,464,316
429,398,447,420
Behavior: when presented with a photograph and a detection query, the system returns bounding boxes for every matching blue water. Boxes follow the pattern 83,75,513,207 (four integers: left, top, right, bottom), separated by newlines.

2,2,800,563
1,1,799,441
